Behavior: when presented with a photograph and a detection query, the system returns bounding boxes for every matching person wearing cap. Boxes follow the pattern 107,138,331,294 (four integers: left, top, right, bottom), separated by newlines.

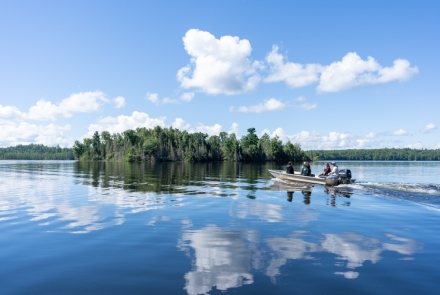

329,162,339,175
286,162,294,174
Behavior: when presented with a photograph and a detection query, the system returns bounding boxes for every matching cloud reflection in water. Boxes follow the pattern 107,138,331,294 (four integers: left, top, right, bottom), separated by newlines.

178,226,258,295
178,223,421,295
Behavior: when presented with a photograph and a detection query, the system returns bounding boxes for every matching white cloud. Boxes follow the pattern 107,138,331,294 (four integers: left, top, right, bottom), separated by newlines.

295,103,317,111
295,96,306,101
265,128,359,149
176,30,417,95
356,139,370,148
393,129,408,136
27,91,109,121
406,142,425,149
146,92,191,105
0,120,71,147
1,91,109,122
196,123,222,136
420,123,436,133
317,53,418,92
146,93,160,105
86,111,166,137
229,122,239,135
260,129,270,137
0,104,25,120
180,92,195,102
172,118,191,131
264,45,321,88
177,29,261,95
114,96,126,108
162,97,178,104
365,132,376,139
264,48,418,93
263,127,439,149
232,98,285,113
437,143,440,149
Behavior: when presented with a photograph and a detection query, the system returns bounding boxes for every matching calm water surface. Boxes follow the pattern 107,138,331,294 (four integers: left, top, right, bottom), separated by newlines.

0,161,439,294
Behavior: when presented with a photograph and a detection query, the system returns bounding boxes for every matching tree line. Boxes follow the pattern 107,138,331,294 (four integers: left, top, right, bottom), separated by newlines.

72,126,309,162
0,144,75,160
2,129,440,162
307,148,440,161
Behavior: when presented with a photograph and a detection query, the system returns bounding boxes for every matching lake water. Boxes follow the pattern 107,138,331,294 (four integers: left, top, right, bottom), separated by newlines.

1,160,439,295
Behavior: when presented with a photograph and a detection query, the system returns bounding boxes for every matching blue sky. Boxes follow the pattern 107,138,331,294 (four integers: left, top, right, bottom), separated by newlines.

1,0,439,149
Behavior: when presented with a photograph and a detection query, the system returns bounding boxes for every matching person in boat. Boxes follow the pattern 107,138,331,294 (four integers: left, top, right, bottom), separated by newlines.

300,161,311,176
286,162,294,174
329,162,339,175
319,163,331,177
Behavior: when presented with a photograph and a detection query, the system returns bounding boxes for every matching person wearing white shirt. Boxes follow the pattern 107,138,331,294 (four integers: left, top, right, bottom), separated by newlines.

329,162,339,175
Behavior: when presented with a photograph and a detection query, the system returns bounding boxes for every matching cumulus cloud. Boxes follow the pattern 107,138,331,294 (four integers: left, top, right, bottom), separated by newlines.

0,104,25,120
264,48,418,93
146,92,192,105
172,118,191,131
264,128,360,149
262,127,431,149
180,92,195,102
393,129,408,136
264,46,321,88
196,123,222,136
176,30,417,95
317,53,418,92
0,91,109,121
85,112,227,139
177,29,261,95
27,91,109,120
0,120,71,147
114,96,126,108
420,123,436,133
365,132,376,139
86,111,166,137
406,142,425,149
146,93,160,105
231,98,285,113
229,122,239,135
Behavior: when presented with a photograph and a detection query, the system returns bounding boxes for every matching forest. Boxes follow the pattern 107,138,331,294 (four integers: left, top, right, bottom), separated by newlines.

307,148,440,161
2,127,440,162
72,126,309,162
0,144,75,160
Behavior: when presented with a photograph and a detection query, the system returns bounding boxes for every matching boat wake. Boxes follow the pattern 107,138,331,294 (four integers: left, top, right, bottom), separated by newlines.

352,182,440,209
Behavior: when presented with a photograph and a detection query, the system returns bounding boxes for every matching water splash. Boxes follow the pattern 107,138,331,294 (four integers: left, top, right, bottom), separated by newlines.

352,182,440,208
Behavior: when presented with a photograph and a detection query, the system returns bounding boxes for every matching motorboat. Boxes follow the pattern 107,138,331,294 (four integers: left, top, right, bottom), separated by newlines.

268,169,355,187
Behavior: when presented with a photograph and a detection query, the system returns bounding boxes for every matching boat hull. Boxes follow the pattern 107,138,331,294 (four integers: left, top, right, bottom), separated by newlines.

268,170,326,185
268,170,355,186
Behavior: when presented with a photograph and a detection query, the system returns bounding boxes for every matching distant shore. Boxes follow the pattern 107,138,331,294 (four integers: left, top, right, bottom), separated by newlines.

1,144,439,161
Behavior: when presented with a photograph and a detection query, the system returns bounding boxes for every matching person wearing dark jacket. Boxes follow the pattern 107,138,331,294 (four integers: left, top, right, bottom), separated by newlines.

286,162,294,174
319,163,331,177
301,161,311,176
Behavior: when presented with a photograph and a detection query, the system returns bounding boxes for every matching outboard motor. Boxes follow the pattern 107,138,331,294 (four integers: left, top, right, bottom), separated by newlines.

325,175,339,186
338,169,352,184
